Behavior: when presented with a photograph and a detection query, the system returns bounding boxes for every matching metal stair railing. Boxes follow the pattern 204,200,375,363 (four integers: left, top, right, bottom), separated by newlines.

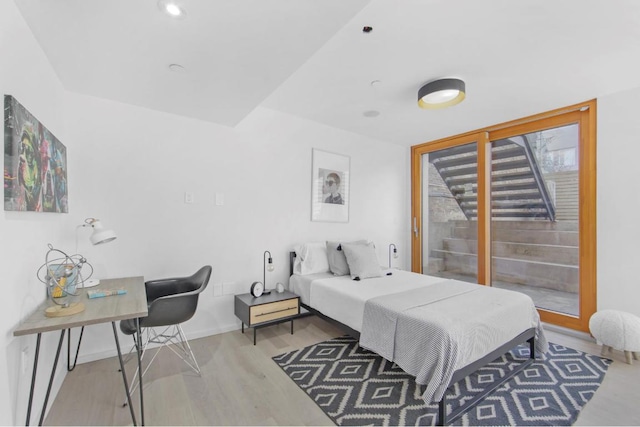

429,137,556,220
521,135,556,221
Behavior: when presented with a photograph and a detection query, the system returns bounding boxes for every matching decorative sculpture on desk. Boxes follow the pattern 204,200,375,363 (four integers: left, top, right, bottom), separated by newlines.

36,244,94,317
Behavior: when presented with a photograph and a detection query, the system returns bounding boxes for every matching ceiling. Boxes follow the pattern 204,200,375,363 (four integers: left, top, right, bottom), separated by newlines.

15,0,640,146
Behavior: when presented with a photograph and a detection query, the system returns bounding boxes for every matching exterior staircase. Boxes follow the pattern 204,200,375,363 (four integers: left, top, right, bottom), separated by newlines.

428,220,579,293
429,137,556,220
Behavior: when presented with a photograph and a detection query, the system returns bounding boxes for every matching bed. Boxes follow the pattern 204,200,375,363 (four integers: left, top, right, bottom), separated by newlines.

288,250,548,425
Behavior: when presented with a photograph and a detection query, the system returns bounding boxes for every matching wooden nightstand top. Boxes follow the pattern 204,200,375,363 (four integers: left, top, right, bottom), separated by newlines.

235,290,299,307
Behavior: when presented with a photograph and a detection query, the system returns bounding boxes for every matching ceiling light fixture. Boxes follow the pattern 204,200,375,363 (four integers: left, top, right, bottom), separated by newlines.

418,78,466,109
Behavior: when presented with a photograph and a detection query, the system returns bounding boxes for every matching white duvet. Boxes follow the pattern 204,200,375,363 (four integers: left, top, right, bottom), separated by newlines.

290,269,448,331
289,269,548,404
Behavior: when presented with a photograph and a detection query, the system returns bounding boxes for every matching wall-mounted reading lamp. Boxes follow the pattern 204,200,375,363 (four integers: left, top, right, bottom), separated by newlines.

388,243,398,269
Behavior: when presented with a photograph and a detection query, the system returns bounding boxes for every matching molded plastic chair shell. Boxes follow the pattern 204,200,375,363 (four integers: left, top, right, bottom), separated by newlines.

120,265,212,335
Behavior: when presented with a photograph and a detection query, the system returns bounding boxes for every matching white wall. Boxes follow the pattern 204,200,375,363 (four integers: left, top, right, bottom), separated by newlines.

4,0,640,423
597,87,640,317
0,1,74,424
1,0,409,421
62,93,410,362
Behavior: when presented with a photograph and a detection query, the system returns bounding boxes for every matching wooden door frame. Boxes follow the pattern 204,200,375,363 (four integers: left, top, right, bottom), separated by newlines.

411,100,597,332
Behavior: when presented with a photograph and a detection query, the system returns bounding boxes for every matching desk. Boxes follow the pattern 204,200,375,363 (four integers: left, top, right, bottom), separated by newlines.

14,277,148,426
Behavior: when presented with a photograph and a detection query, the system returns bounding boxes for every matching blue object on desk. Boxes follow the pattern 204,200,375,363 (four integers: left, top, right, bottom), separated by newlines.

87,289,127,299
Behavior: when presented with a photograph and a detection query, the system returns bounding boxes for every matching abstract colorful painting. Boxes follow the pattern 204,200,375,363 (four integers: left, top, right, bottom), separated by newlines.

4,95,68,212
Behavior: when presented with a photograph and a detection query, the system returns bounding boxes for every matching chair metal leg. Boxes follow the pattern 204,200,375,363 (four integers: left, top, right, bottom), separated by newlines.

175,325,201,375
122,324,202,406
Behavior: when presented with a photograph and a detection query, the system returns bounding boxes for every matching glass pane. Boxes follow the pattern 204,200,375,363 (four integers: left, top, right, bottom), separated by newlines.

422,142,478,284
490,125,579,316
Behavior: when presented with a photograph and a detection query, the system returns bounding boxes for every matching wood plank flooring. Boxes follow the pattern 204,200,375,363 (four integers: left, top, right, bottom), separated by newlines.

44,317,640,425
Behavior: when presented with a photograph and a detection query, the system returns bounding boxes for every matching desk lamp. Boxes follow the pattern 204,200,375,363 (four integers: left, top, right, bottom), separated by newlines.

263,250,275,295
76,217,117,287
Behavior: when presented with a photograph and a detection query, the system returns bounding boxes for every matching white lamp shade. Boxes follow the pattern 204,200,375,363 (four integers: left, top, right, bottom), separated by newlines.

89,220,117,245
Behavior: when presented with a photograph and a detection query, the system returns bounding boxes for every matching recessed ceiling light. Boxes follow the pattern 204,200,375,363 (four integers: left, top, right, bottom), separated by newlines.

168,63,186,73
363,110,380,118
158,1,186,18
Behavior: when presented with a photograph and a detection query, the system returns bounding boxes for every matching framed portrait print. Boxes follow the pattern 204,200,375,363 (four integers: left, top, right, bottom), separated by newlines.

311,148,350,222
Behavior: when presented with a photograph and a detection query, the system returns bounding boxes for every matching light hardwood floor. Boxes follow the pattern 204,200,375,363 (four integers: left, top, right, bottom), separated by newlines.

44,317,640,426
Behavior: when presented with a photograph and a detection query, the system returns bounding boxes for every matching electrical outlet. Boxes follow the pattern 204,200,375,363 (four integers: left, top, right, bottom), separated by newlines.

213,283,223,297
184,192,194,204
21,347,28,375
223,282,240,295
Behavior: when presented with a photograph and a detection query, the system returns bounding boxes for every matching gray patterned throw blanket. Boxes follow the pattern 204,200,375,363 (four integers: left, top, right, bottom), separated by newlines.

359,280,548,404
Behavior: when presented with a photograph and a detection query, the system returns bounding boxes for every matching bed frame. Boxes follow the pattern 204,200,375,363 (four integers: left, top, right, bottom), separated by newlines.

288,252,535,426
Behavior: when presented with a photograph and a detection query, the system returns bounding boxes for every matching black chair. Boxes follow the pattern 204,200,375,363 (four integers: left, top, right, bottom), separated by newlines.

119,265,212,396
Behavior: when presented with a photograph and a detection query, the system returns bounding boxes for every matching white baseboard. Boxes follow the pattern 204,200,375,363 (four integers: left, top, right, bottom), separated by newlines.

542,322,595,342
75,322,241,365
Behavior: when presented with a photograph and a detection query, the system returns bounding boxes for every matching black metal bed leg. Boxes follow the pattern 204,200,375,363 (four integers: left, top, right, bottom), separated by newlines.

38,329,66,426
437,395,447,426
25,333,41,426
529,335,536,360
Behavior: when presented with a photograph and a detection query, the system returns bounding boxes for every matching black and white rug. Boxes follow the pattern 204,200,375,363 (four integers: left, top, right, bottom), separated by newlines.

273,336,611,426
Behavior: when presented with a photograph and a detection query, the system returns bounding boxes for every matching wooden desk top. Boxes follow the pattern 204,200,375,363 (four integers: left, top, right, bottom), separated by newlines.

14,276,148,337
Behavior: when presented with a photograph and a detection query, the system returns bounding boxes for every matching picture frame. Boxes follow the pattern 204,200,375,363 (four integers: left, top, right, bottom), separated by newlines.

4,95,68,213
311,148,350,222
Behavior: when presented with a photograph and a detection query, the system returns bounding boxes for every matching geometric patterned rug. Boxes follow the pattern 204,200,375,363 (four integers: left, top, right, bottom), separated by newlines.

273,336,611,426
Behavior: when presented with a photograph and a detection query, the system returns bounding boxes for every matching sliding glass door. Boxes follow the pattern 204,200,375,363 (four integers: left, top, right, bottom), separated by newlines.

490,124,580,316
411,101,596,332
421,141,479,284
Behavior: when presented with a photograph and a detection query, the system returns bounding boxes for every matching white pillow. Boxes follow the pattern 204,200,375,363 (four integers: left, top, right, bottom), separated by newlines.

326,240,367,276
294,242,330,275
341,242,383,280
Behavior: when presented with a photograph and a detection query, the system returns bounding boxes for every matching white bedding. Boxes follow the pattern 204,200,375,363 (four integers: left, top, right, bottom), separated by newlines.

289,269,548,404
289,269,451,331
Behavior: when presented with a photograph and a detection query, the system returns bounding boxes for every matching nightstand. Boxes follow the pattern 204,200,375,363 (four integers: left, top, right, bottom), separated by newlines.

234,290,302,345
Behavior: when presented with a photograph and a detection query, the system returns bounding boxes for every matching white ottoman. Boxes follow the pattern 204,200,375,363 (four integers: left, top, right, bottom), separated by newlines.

589,309,640,364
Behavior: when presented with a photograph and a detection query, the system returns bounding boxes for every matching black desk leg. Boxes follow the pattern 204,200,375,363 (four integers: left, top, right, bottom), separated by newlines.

38,329,66,426
136,318,144,426
112,322,137,426
67,326,85,372
291,320,294,335
253,328,257,346
25,333,41,426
